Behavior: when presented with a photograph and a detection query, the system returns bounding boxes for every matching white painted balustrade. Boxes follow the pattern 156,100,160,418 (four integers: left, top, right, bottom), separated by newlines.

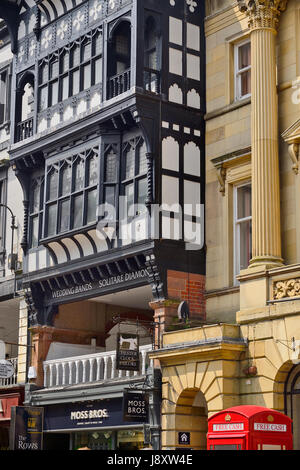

43,344,153,388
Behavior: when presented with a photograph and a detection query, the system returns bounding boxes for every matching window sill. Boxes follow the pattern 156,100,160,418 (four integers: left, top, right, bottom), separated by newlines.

205,96,251,121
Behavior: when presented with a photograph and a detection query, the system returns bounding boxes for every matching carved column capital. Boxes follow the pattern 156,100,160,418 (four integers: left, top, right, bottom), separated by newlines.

237,0,288,31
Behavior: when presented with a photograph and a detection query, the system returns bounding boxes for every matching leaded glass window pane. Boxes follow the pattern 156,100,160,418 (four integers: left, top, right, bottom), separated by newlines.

82,42,92,62
40,63,48,84
47,204,57,236
32,185,40,213
73,194,83,228
72,45,80,67
50,60,59,79
116,34,129,56
31,216,39,248
87,189,97,223
83,63,91,90
94,32,102,56
48,169,59,201
74,159,85,191
39,85,48,111
105,150,117,182
61,52,69,74
59,199,70,233
88,155,98,186
125,147,135,179
62,75,69,101
137,178,147,210
94,58,102,84
50,80,59,106
104,186,115,210
72,69,80,95
125,183,134,216
138,143,147,175
61,165,72,196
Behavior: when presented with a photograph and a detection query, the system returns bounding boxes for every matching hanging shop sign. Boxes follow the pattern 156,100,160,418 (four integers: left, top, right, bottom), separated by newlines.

43,268,149,304
10,406,44,450
0,360,15,379
116,333,140,372
123,392,149,422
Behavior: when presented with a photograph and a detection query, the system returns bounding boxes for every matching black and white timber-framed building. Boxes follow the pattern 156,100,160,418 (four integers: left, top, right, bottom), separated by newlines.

0,0,206,450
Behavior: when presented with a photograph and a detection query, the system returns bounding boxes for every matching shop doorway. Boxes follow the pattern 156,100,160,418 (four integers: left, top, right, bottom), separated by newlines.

43,433,70,450
175,389,208,450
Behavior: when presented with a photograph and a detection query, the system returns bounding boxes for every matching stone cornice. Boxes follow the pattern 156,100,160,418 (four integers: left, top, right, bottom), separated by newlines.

237,0,288,31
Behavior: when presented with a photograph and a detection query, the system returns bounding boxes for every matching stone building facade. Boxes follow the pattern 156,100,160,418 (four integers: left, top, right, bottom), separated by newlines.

151,0,300,451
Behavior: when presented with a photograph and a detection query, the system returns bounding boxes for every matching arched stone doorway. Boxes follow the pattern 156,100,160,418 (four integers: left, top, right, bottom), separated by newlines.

285,363,300,450
175,388,208,450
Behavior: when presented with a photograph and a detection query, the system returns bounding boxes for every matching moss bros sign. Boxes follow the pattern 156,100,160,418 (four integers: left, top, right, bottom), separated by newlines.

123,392,149,422
44,399,145,431
45,268,149,303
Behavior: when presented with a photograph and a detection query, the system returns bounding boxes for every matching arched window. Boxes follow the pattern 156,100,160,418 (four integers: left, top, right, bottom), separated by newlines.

107,21,131,99
16,73,35,142
286,365,300,450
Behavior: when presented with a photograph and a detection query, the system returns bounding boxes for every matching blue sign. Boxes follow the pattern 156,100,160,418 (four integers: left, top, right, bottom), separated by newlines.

10,406,44,450
44,399,142,431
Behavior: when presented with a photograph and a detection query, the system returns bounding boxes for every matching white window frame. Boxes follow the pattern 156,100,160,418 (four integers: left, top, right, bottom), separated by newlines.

234,39,251,101
233,182,252,283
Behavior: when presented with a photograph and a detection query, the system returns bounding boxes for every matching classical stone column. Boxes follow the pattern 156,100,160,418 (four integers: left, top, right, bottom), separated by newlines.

238,0,287,268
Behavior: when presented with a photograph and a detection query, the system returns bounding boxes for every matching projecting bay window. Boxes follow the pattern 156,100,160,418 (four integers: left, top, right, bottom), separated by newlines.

38,28,102,112
234,183,252,280
44,148,99,238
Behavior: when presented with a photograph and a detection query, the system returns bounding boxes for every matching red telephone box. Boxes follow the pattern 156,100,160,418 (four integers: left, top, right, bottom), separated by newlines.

207,405,293,450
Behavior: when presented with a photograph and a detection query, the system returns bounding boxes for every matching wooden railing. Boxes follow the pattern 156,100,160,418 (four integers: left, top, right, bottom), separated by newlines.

144,68,160,94
43,344,152,388
16,117,34,142
107,69,131,100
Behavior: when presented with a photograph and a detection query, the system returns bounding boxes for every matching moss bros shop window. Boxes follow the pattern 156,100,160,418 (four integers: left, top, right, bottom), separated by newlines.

43,397,148,450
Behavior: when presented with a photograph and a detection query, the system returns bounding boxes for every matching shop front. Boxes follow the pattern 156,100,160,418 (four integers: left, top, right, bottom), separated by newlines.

42,397,148,450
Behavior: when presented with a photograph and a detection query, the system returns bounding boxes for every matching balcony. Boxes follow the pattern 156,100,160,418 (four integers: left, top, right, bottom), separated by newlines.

107,69,131,100
16,117,34,143
43,344,152,389
0,357,18,388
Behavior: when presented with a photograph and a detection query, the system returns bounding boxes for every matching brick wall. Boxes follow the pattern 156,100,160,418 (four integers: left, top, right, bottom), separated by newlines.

167,270,206,319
